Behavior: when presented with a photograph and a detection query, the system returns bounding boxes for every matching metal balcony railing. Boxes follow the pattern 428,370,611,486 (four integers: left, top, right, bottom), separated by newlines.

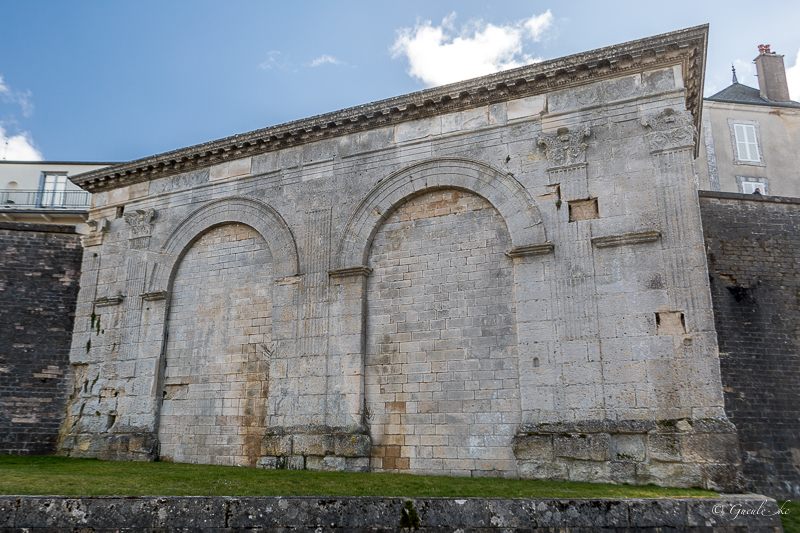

0,189,91,209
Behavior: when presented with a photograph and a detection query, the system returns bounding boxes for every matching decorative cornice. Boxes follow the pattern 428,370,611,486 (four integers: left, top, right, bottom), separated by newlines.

71,25,708,193
328,266,373,279
505,242,555,258
94,295,124,307
592,230,661,248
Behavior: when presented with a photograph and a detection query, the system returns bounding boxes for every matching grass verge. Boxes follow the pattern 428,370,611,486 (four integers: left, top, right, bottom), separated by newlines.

0,455,717,499
780,501,800,533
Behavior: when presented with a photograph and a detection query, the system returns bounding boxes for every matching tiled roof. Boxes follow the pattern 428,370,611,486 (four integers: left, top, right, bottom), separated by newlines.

707,83,800,108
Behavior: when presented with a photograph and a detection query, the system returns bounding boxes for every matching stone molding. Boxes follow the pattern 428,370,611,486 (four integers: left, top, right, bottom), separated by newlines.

140,291,168,301
537,126,592,169
592,230,661,248
333,158,546,270
93,295,124,307
160,196,300,279
505,242,555,258
328,266,373,279
70,25,708,193
79,217,109,247
642,108,697,153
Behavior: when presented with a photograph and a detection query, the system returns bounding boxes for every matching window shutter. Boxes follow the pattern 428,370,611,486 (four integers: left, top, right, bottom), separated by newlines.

734,124,749,160
734,123,760,162
744,125,758,161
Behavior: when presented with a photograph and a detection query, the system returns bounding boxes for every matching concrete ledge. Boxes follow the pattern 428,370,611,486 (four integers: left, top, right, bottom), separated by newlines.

0,495,783,531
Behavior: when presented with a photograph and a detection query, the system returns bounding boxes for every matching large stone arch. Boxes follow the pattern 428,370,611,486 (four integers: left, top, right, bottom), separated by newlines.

161,196,299,281
158,222,274,467
364,189,522,476
332,158,546,271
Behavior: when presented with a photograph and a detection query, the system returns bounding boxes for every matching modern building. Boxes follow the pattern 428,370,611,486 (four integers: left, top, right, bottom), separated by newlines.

697,45,800,196
0,161,116,224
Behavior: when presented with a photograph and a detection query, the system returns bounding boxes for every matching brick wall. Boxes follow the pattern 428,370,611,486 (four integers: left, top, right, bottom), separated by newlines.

365,190,520,477
158,223,273,467
699,191,800,500
0,222,82,455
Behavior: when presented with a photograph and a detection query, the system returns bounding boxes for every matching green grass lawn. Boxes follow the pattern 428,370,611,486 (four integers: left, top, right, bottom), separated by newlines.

780,501,800,533
0,454,716,499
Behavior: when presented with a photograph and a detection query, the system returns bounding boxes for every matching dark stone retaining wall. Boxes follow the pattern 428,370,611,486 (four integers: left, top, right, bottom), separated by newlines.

0,496,784,531
699,192,800,501
0,222,83,455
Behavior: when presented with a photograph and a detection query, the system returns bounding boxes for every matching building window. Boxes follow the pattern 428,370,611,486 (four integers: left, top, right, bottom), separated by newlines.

40,173,68,206
736,176,769,195
728,119,765,166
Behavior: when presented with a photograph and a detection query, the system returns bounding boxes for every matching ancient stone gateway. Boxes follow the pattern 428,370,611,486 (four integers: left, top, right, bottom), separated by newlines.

60,25,745,490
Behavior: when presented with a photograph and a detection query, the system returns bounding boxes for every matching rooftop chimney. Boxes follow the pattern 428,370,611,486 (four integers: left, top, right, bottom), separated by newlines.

754,44,791,102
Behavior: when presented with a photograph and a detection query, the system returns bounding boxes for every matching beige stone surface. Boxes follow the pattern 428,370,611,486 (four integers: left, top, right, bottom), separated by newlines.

57,26,738,489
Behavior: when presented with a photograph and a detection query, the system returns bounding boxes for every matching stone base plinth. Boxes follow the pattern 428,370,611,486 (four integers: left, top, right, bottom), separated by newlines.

513,418,745,492
259,432,371,472
57,432,158,462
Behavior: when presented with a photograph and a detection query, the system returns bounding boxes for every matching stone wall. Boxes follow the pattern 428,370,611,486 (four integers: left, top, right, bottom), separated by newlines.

365,190,520,476
159,224,273,467
56,28,740,490
0,495,784,531
0,222,82,455
699,191,800,500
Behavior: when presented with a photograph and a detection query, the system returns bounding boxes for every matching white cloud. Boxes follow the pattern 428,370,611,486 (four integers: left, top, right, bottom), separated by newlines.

0,75,34,117
0,124,42,161
786,47,800,101
391,11,554,87
310,54,343,67
258,51,290,71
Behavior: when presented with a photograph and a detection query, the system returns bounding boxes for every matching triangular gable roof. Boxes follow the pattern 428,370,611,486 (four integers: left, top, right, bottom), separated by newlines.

72,25,709,193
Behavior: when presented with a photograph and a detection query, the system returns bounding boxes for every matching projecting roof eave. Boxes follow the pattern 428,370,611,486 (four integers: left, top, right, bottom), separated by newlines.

72,24,709,193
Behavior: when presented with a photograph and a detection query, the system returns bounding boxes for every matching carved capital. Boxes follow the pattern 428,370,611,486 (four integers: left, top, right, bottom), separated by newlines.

124,208,157,249
642,108,696,153
537,126,591,169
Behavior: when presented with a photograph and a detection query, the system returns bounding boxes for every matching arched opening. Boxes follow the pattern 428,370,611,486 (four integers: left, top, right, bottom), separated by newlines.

365,189,521,477
158,223,273,467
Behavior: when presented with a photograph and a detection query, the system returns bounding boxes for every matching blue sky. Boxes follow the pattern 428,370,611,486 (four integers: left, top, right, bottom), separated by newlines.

1,1,799,162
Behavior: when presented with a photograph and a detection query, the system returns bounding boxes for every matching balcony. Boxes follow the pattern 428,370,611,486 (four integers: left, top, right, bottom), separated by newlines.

0,189,91,210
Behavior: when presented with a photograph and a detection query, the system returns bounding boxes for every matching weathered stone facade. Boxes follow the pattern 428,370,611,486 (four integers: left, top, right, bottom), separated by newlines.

58,26,744,490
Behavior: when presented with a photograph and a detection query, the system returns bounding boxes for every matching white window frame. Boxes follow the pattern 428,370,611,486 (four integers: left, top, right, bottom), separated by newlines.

728,119,765,166
736,176,769,195
40,172,69,207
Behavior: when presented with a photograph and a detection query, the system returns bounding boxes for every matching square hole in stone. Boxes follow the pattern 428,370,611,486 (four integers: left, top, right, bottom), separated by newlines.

568,198,599,222
656,311,686,335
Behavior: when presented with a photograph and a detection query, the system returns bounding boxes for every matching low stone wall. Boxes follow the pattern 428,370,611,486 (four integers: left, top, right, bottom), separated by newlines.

699,192,800,500
0,222,82,455
0,495,784,531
